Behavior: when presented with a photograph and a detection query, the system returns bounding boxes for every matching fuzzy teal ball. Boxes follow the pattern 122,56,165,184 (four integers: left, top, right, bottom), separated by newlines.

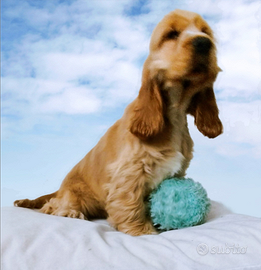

149,178,211,230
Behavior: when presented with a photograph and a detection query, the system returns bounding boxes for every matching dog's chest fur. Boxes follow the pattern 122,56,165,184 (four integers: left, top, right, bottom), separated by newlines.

107,82,194,193
108,113,190,192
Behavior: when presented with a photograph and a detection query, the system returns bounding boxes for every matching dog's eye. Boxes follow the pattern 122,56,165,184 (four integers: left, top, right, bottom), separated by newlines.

165,30,180,40
201,27,211,36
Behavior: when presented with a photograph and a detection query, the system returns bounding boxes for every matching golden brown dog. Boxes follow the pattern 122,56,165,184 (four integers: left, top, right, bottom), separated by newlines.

15,9,223,236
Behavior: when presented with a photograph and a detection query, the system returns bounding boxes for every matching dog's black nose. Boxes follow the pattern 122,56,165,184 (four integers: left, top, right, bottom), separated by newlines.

192,37,212,54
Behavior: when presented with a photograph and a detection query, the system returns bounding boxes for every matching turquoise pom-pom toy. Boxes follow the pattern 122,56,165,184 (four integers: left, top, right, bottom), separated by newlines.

149,178,211,230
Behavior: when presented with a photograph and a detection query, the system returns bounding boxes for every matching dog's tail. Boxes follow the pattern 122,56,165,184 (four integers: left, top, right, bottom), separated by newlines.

14,191,58,209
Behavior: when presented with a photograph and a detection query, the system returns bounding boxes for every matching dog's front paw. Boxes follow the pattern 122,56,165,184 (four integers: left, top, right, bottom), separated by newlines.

118,221,158,236
40,200,86,220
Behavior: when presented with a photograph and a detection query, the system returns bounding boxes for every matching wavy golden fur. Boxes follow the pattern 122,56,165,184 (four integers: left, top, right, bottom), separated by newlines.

15,9,223,236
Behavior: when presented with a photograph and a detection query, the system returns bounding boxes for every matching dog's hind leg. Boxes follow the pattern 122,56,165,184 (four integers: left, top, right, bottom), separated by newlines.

14,192,57,209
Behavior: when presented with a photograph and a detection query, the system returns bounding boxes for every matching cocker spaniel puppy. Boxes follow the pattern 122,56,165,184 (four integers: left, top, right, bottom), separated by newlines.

15,9,223,236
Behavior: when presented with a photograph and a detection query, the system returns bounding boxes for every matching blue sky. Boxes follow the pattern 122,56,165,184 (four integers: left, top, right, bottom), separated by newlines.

1,0,261,217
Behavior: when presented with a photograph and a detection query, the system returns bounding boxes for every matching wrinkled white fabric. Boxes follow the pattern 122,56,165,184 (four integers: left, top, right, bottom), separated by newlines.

2,203,261,270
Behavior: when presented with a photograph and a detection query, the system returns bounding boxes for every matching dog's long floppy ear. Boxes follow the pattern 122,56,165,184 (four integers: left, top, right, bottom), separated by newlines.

129,69,164,140
187,87,223,138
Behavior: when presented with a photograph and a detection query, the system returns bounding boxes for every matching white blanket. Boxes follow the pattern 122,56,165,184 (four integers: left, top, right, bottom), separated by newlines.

2,203,261,270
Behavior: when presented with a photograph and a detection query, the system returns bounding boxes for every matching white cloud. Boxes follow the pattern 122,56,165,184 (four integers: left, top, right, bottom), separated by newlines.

40,86,102,114
2,0,151,117
215,0,261,98
219,100,261,157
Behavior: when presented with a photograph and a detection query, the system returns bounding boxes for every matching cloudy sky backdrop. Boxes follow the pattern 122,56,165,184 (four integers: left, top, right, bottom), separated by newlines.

2,0,261,217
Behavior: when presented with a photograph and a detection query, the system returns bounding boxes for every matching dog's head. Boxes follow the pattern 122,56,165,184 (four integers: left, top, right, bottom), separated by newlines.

130,9,223,140
149,9,219,82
